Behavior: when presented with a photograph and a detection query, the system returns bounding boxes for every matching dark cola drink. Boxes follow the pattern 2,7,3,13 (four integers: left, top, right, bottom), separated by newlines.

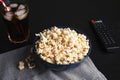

2,3,29,43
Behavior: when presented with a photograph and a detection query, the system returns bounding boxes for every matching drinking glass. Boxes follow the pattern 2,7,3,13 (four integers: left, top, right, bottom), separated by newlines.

0,0,30,43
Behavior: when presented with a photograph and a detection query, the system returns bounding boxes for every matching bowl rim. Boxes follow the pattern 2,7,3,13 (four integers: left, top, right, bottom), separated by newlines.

32,25,92,66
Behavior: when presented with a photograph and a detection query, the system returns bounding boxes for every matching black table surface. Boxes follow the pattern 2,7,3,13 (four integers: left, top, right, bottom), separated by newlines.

0,0,120,80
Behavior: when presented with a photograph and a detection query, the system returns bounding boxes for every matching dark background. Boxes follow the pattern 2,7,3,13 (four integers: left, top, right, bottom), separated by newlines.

0,0,120,80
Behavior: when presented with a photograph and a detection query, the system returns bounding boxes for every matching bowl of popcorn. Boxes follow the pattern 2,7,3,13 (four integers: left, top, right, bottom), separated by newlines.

33,26,91,71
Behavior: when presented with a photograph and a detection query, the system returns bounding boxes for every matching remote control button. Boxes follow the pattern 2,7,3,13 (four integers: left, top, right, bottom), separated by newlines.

106,33,116,44
109,36,115,44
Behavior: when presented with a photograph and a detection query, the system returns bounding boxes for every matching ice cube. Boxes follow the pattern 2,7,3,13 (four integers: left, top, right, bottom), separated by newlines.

15,9,26,16
10,3,18,8
4,12,13,21
17,12,28,20
6,12,13,17
18,4,25,10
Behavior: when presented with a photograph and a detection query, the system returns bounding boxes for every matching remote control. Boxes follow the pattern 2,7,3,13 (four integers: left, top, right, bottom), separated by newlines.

90,19,120,52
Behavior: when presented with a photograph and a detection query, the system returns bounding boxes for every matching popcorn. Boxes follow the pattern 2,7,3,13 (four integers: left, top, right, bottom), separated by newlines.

28,63,35,69
18,54,36,71
35,26,90,64
18,61,25,70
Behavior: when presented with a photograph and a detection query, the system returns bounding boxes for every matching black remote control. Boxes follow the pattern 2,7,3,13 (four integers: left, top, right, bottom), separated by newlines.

90,19,120,52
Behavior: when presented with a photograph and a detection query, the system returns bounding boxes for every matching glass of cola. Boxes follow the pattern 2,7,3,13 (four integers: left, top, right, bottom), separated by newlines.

0,0,29,43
